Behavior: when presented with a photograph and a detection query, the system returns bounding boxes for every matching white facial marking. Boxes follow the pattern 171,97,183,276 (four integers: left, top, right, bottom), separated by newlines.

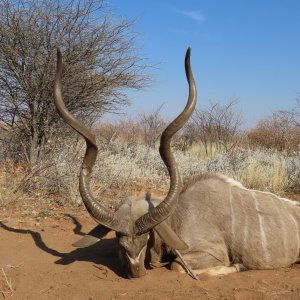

126,245,147,265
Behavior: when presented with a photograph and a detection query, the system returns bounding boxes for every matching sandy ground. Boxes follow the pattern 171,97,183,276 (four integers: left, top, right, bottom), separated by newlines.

0,200,300,300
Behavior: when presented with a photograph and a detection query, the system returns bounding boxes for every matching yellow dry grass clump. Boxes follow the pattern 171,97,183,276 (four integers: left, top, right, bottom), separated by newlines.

236,158,288,193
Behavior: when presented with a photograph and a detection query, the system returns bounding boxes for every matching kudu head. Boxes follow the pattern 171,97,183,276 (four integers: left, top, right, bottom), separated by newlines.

53,47,197,278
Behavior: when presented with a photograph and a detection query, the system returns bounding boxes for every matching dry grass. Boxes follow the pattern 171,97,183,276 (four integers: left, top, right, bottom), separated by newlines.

236,157,288,193
0,163,25,207
1,136,299,206
186,143,221,160
271,160,289,193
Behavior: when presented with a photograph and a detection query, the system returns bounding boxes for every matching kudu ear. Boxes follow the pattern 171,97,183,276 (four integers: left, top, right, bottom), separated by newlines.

72,225,112,248
154,221,188,251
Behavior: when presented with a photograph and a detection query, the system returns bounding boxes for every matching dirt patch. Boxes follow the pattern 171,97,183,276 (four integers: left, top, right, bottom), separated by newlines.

0,200,300,300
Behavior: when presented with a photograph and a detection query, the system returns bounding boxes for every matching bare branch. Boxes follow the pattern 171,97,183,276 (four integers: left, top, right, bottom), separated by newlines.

189,100,242,154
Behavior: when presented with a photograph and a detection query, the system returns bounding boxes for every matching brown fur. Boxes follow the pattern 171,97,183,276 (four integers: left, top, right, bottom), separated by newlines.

182,172,220,192
170,173,300,272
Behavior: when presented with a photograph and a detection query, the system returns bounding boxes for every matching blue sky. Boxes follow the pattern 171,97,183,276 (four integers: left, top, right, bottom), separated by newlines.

108,0,300,127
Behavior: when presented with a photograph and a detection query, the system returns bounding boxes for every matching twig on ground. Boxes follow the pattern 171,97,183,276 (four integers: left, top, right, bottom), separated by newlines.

0,268,13,298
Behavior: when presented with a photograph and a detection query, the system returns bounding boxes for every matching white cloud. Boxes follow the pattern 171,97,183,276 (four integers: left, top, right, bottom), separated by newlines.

175,9,206,23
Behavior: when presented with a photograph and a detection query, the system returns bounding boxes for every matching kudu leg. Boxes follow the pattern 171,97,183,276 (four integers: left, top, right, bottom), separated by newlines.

192,264,246,276
171,251,247,277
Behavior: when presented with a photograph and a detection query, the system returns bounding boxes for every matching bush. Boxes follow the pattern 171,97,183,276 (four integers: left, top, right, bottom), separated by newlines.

247,111,300,151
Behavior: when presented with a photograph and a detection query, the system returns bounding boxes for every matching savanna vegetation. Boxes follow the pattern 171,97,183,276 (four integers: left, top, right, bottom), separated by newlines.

1,97,300,208
0,0,300,210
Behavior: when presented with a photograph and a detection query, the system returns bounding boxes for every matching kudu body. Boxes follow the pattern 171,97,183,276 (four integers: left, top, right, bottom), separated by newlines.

54,48,300,279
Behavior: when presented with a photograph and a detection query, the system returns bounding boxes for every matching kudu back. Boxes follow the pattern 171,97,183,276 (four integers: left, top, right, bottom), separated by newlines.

54,48,300,279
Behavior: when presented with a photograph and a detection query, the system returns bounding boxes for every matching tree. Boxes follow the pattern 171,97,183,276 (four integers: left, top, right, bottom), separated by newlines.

290,97,300,127
190,100,242,154
0,0,150,166
139,104,166,148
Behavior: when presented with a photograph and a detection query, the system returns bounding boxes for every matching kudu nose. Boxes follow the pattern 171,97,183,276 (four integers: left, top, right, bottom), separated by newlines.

129,263,147,278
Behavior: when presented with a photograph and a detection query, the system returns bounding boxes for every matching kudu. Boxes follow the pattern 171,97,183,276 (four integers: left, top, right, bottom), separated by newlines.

54,48,300,279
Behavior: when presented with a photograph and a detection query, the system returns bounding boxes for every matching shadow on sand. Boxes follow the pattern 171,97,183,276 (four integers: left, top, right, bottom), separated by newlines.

0,215,127,278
